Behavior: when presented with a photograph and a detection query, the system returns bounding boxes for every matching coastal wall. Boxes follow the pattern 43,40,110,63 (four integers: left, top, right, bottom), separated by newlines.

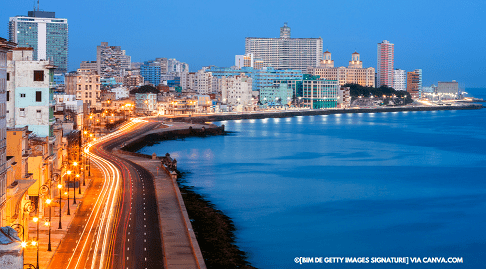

121,125,225,152
170,104,483,123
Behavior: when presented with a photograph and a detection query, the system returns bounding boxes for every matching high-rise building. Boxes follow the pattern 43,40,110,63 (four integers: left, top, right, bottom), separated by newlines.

245,23,322,71
96,42,131,78
394,69,407,91
306,51,375,87
377,40,394,88
407,69,422,99
9,10,68,73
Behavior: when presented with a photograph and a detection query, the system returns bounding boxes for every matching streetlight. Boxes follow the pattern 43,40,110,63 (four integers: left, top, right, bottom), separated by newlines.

32,216,39,269
45,198,52,251
66,170,71,215
72,162,77,205
57,183,62,229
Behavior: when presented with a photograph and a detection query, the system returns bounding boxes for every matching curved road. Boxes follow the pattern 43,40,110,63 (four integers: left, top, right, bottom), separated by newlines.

49,119,165,269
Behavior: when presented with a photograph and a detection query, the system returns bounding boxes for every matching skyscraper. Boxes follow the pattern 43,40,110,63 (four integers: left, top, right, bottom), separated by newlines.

377,40,394,88
245,23,322,71
9,10,68,73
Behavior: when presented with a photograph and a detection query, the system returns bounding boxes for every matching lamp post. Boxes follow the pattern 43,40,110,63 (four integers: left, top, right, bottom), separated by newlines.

58,183,62,229
45,199,52,251
72,163,77,205
66,170,71,215
32,216,39,269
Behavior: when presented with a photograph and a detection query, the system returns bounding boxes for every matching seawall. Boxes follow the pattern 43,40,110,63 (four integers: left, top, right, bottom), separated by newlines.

170,104,483,123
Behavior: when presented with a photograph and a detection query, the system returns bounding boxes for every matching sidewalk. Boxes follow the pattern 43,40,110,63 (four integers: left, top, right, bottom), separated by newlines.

22,165,102,269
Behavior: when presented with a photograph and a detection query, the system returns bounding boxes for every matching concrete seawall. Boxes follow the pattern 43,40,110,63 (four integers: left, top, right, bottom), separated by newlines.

170,104,483,123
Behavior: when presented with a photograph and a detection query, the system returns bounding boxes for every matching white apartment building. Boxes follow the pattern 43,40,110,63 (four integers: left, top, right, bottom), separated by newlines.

182,69,223,95
221,75,253,109
245,23,322,71
394,69,407,91
6,47,56,137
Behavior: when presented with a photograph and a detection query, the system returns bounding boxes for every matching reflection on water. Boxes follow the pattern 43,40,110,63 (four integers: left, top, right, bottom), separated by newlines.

141,101,486,268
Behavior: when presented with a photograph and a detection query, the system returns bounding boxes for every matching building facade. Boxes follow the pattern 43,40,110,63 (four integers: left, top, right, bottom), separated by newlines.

96,42,131,78
76,69,101,108
79,61,97,73
1,38,17,226
140,60,162,86
135,93,157,115
407,69,422,99
301,75,339,109
221,75,253,109
204,66,303,92
6,48,56,137
259,83,293,106
394,69,407,91
306,51,375,87
245,23,322,71
437,81,459,100
9,10,68,73
377,40,394,88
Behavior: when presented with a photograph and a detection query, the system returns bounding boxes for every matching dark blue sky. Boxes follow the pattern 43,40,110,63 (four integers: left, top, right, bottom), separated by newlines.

2,0,485,87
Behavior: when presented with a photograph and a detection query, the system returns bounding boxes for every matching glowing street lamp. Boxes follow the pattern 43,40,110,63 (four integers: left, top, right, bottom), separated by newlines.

45,198,52,251
66,171,71,215
32,216,40,269
57,183,63,229
72,163,78,204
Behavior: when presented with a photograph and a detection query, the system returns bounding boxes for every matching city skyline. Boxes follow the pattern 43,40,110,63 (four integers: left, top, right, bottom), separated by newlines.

2,0,485,87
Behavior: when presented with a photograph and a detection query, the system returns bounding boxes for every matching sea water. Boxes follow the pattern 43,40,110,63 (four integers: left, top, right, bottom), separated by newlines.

139,89,486,268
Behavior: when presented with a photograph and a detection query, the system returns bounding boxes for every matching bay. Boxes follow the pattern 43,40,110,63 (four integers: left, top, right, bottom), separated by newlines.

139,88,486,268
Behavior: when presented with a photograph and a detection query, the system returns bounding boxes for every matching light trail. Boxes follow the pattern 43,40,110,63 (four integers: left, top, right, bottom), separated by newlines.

61,118,150,269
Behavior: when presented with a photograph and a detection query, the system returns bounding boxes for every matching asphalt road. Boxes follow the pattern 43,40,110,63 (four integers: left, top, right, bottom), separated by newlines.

49,119,164,269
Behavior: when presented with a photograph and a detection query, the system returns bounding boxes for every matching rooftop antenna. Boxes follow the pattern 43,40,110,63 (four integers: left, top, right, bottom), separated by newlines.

37,0,40,11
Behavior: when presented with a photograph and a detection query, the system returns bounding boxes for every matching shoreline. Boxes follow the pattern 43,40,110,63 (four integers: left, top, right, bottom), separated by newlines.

122,104,482,268
167,103,483,123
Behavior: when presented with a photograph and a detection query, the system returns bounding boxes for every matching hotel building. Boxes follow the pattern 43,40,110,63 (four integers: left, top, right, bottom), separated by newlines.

306,51,375,87
245,23,322,71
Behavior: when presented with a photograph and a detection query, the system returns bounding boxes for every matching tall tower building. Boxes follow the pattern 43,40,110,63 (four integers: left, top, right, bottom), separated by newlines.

245,23,322,71
377,40,394,88
9,10,68,73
